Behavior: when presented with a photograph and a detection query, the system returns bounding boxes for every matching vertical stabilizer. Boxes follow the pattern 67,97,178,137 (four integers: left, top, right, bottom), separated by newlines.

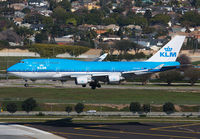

147,36,185,62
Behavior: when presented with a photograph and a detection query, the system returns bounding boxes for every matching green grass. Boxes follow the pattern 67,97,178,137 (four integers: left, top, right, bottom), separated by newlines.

0,87,200,105
192,61,200,65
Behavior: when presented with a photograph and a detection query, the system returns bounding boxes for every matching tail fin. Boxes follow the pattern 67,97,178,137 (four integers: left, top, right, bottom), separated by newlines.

147,36,185,62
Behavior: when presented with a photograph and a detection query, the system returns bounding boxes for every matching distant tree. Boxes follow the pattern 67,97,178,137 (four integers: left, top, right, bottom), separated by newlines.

82,9,103,25
151,14,170,26
144,9,152,24
116,16,131,26
0,40,9,47
0,17,14,31
138,74,151,85
177,54,191,64
129,102,141,113
190,0,197,7
42,16,54,30
114,40,132,54
170,0,179,7
143,104,150,113
15,27,33,41
123,0,133,9
155,28,168,38
114,40,141,55
75,103,84,114
52,7,67,25
79,30,97,48
180,11,200,27
135,0,142,7
65,106,72,115
66,18,77,26
190,0,200,8
184,67,200,86
22,98,37,113
49,0,58,10
102,17,116,25
117,27,123,37
58,0,71,11
21,8,31,14
6,103,17,114
113,7,125,14
132,15,148,27
100,0,106,7
176,54,192,71
163,102,175,114
24,13,44,24
0,7,14,15
35,32,48,43
142,27,155,34
159,70,183,85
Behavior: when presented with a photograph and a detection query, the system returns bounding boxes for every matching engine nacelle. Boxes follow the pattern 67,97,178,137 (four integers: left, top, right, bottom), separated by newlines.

108,75,122,84
75,77,88,85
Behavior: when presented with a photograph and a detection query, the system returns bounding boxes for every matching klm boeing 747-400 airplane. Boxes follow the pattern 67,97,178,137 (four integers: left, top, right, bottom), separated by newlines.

7,36,185,89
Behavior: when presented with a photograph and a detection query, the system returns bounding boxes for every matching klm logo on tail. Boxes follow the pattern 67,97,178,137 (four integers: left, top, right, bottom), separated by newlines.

160,46,176,57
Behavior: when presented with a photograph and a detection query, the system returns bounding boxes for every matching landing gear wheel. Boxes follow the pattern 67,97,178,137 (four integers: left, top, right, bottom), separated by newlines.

97,83,101,88
82,84,86,87
91,86,96,89
24,83,29,87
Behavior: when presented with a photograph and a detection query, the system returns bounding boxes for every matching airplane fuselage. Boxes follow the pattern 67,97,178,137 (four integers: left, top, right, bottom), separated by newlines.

7,59,180,80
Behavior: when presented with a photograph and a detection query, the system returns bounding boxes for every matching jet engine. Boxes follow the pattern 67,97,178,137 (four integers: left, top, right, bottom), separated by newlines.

108,75,122,84
75,76,89,85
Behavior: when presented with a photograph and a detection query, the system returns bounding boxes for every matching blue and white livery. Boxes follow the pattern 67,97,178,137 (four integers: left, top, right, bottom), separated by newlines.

7,36,185,89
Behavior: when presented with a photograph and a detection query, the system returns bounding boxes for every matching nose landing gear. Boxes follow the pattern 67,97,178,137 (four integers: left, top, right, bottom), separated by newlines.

24,80,29,87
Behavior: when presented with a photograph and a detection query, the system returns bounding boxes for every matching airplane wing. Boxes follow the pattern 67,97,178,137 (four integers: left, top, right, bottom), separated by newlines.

69,64,165,79
93,53,108,61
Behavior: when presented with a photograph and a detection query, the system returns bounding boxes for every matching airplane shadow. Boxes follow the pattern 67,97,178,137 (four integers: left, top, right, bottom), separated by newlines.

12,117,154,131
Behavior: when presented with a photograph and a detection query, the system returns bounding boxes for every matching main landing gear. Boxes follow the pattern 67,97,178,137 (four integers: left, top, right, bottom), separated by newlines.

82,84,86,87
89,81,101,89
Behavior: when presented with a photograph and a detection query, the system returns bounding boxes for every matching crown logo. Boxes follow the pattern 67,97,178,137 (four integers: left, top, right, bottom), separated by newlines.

164,46,172,52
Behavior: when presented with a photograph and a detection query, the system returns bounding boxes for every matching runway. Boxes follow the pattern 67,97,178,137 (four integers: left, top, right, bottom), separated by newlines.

23,121,200,139
2,79,200,90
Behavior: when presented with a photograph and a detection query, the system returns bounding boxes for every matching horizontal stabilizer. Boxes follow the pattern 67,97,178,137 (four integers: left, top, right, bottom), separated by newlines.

154,64,164,69
93,53,108,61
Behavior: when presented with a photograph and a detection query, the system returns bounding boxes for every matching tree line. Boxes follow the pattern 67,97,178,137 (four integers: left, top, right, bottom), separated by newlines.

5,98,176,115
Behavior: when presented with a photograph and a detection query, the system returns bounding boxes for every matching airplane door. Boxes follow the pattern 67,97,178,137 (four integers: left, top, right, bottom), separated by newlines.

32,64,36,73
112,67,115,72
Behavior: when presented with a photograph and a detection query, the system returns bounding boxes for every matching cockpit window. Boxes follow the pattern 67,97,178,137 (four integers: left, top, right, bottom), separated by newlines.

19,61,24,63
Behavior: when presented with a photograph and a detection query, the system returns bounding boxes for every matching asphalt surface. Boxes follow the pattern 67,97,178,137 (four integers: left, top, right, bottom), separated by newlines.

2,79,200,90
22,120,200,139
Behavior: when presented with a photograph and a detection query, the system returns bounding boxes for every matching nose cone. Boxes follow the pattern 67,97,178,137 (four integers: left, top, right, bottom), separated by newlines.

7,66,13,72
7,64,18,73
